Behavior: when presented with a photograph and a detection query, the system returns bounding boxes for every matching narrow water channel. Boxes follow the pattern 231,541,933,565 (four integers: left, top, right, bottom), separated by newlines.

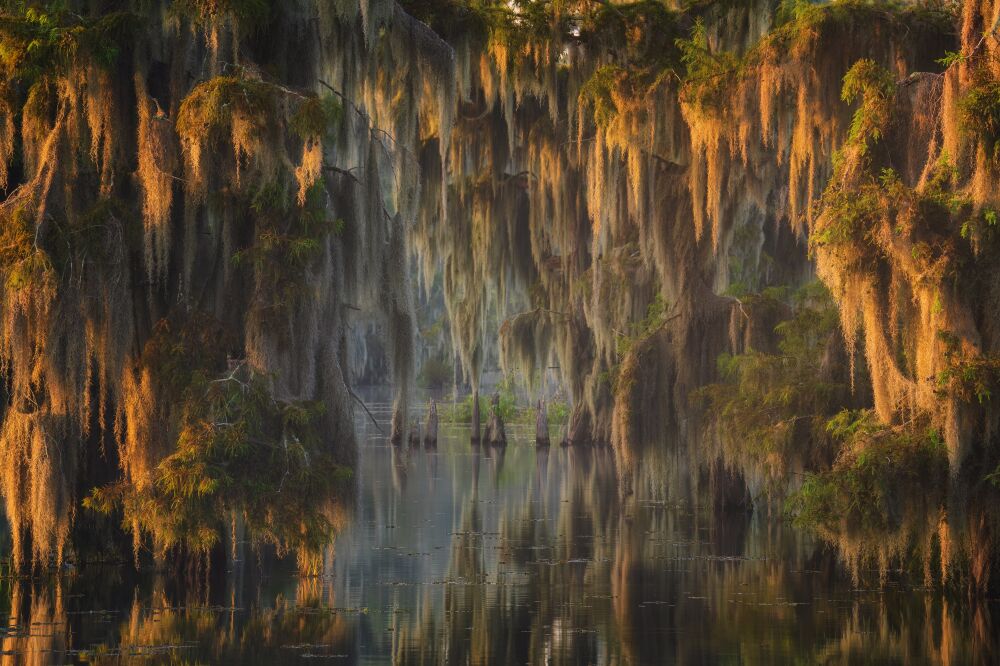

0,402,996,663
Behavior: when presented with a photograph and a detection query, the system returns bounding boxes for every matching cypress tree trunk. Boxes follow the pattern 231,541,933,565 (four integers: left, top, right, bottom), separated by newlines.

424,400,438,448
471,390,481,445
535,400,550,447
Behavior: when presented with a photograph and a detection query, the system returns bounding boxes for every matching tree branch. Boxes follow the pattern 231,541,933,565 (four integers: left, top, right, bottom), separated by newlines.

348,387,384,434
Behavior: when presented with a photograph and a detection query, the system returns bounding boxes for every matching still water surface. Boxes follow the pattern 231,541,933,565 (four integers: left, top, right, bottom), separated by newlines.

1,405,997,664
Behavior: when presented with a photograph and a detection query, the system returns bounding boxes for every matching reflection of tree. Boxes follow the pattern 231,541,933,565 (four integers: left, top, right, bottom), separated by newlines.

807,596,995,665
0,568,356,664
489,444,506,490
395,446,620,664
0,441,996,663
100,574,354,664
2,582,67,666
390,444,998,664
391,445,409,495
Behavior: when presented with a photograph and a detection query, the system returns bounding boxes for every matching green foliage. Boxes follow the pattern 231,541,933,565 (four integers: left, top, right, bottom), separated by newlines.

813,161,972,277
787,410,948,533
725,222,771,296
176,75,278,148
988,463,1000,488
775,0,821,24
583,0,677,39
418,355,453,389
679,0,953,120
397,0,492,40
483,0,555,48
811,174,886,248
290,94,343,141
841,58,895,153
399,0,551,46
935,50,966,68
693,282,846,490
676,18,743,111
775,281,842,357
0,204,53,292
2,242,51,292
959,207,998,240
408,0,681,79
578,0,683,72
83,311,349,563
768,0,955,51
139,313,233,400
86,365,350,559
231,180,340,308
442,379,519,424
547,398,569,424
935,336,1000,404
440,394,479,424
181,80,343,311
0,6,139,84
615,292,669,360
579,65,629,129
959,81,1000,163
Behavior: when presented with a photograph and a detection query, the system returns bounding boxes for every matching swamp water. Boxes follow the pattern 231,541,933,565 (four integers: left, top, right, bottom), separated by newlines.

0,401,997,664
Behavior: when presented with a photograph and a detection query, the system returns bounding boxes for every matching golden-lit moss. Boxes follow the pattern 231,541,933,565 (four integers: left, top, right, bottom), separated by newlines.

840,58,896,153
176,75,281,197
0,0,997,595
0,0,450,571
171,0,272,26
403,0,1000,594
135,73,177,281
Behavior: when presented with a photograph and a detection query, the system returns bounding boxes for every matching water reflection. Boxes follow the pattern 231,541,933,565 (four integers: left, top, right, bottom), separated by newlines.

0,417,996,663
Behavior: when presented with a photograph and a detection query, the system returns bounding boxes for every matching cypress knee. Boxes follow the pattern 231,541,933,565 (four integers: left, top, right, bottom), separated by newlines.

484,392,507,447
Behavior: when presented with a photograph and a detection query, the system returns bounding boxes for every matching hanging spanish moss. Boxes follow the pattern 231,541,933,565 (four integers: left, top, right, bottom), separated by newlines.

0,0,453,570
1,0,1000,605
399,0,1000,594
